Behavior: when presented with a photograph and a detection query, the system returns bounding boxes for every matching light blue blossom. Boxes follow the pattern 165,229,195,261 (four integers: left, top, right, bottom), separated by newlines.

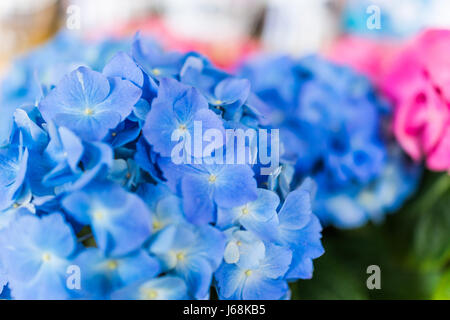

149,224,225,299
132,34,184,79
0,213,76,299
111,275,188,300
72,248,160,299
160,159,258,225
137,183,186,232
217,188,279,242
215,243,292,300
142,77,224,158
62,181,152,256
39,66,142,141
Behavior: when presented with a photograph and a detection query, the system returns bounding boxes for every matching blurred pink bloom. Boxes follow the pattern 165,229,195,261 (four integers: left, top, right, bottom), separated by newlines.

327,36,400,86
383,29,450,172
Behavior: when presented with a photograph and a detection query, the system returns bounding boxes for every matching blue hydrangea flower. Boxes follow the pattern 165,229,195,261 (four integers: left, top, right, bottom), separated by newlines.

149,224,225,299
0,213,77,299
222,228,265,266
143,77,224,158
217,188,279,242
111,275,188,300
180,56,251,120
31,122,113,196
62,181,151,256
39,66,142,141
132,34,185,79
137,183,186,232
160,159,258,225
13,107,48,152
72,248,160,299
316,146,422,228
215,242,292,300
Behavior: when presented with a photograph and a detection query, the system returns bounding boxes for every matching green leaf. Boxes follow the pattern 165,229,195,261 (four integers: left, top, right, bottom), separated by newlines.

433,270,450,300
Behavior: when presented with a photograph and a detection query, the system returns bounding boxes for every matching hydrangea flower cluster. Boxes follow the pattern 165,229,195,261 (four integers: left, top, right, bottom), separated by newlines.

0,33,324,300
240,55,420,228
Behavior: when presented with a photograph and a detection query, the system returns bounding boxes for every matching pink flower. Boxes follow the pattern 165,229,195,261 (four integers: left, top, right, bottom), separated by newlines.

382,29,450,172
327,36,400,86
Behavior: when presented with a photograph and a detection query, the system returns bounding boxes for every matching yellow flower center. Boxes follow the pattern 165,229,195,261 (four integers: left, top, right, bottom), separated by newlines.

236,241,242,246
152,220,162,231
93,211,104,220
242,207,249,215
84,108,94,116
143,289,158,300
42,253,52,262
152,68,161,76
208,174,217,183
245,270,252,277
178,124,187,131
176,252,185,261
107,260,118,270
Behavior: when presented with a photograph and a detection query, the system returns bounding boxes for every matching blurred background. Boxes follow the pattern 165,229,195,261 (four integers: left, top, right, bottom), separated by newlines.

3,0,450,72
0,0,449,299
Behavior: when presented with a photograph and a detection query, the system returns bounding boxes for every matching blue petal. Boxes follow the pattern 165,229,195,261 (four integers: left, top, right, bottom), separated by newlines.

213,165,257,208
103,51,144,87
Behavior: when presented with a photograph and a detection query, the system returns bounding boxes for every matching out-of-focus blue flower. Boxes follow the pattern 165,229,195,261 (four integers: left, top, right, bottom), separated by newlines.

0,32,130,146
72,248,160,299
137,183,186,232
39,66,142,141
180,57,251,119
241,54,419,228
143,77,224,158
149,224,225,299
316,146,422,228
111,275,188,300
62,181,151,256
0,213,76,299
132,34,184,79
